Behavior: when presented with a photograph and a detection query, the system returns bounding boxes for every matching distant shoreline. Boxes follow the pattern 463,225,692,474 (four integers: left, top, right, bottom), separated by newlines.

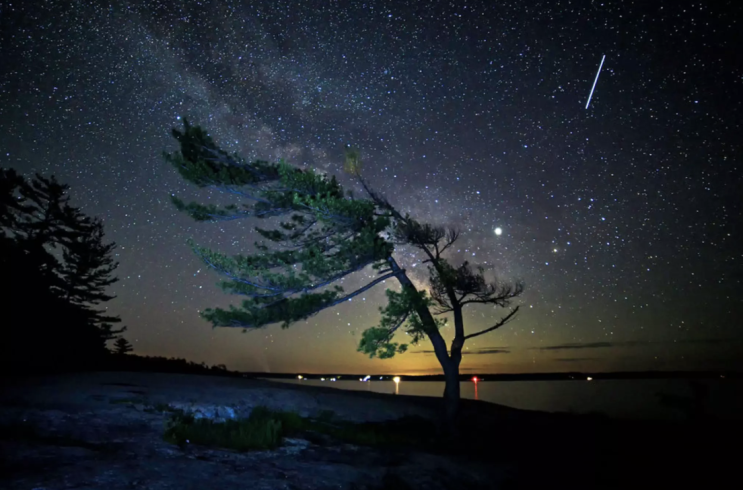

246,370,741,382
3,353,738,383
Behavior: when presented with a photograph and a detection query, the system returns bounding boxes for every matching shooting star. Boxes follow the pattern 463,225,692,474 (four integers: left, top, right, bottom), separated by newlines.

585,54,606,109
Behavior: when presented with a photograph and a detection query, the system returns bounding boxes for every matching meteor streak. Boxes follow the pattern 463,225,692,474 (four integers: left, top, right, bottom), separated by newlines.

585,54,606,109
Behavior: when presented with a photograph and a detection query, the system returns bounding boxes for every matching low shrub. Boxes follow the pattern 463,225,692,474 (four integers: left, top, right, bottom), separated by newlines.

163,407,285,451
162,406,437,453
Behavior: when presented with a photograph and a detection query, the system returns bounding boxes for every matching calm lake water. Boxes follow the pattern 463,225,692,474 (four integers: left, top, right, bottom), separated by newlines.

265,377,743,421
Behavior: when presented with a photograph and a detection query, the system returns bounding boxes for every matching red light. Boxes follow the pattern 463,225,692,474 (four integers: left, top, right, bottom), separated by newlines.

472,377,478,382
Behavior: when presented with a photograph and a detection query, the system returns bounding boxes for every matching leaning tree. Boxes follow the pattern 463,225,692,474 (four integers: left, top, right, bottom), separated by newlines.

164,120,523,427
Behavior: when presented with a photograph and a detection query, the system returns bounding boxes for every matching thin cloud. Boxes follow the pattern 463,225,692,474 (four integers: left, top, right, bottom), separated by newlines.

554,357,599,362
535,338,740,351
535,341,646,351
411,347,510,355
465,348,511,355
677,338,742,345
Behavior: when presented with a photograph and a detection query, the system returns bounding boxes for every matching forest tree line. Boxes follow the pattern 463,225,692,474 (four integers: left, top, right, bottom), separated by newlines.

0,169,126,372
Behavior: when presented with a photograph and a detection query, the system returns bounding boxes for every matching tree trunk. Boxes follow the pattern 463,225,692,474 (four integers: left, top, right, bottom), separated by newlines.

443,365,461,435
443,311,464,438
386,257,463,437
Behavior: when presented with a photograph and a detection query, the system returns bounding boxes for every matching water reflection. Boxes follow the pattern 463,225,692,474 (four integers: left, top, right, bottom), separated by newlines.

263,378,742,421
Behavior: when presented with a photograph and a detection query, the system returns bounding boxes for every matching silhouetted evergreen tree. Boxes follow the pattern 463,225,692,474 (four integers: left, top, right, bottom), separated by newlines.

113,337,134,355
0,168,125,371
165,121,523,432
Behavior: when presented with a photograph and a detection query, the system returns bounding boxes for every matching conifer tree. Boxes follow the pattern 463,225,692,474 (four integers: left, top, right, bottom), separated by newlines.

113,337,134,355
0,168,125,369
165,120,523,430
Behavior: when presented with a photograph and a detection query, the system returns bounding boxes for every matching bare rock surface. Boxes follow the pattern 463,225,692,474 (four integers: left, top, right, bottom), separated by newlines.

0,371,516,489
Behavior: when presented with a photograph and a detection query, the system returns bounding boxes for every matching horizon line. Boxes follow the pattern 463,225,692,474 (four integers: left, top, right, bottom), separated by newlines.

243,368,740,377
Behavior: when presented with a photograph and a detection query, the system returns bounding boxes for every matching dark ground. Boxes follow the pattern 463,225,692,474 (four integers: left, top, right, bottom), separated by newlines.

456,407,740,489
0,370,738,489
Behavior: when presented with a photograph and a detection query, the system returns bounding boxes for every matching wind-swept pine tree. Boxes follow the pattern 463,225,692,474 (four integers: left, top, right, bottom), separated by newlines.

0,168,125,370
165,120,523,430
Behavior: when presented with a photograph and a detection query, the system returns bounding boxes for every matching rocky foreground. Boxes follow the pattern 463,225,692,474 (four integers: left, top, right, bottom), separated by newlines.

0,371,737,489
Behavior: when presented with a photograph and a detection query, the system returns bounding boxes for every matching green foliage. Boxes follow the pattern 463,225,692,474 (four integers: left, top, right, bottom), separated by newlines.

318,416,437,448
316,409,336,423
165,121,395,331
201,287,344,329
164,119,281,189
163,406,285,451
358,286,446,359
343,145,363,175
162,405,437,453
274,410,306,433
357,327,407,359
170,196,251,222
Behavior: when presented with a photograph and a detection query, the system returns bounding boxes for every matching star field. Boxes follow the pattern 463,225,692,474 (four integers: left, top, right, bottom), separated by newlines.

1,0,741,374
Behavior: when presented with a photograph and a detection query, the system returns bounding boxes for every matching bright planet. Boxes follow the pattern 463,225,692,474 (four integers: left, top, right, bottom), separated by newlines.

494,227,503,236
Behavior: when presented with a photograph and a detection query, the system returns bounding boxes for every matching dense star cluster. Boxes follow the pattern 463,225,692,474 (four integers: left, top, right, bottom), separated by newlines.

1,0,741,374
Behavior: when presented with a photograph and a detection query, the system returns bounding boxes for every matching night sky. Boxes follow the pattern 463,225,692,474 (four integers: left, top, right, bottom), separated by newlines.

1,0,741,375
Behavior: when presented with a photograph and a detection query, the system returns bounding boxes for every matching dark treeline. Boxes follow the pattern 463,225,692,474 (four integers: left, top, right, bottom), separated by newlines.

100,353,246,378
0,169,126,374
0,168,255,379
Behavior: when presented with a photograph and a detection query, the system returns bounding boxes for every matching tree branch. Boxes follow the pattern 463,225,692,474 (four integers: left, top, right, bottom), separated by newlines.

339,266,404,297
387,312,410,336
219,270,403,329
463,306,520,341
195,245,380,298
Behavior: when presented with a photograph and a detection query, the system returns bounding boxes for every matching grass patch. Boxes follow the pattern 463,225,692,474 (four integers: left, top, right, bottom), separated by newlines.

162,405,438,453
316,409,336,423
163,406,290,451
316,416,438,448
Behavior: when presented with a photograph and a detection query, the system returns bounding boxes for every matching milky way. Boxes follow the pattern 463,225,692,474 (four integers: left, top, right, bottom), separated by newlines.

1,0,741,374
